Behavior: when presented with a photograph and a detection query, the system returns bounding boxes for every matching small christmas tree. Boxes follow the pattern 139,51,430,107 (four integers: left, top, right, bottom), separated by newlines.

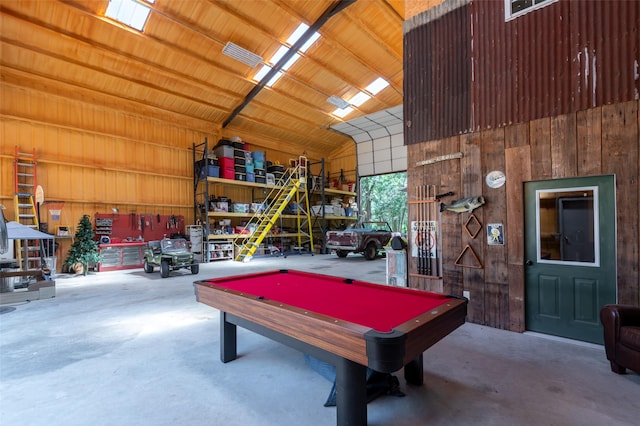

65,214,102,275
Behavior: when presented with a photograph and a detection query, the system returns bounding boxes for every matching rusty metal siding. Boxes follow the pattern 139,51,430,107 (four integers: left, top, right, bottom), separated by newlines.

404,4,471,145
405,0,640,142
472,0,640,130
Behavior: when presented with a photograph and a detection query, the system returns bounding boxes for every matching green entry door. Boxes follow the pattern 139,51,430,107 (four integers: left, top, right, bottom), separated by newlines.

524,175,617,344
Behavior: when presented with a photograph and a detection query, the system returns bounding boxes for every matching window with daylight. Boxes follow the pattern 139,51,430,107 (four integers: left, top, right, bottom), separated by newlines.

105,0,154,31
331,77,389,118
505,0,557,21
253,23,320,87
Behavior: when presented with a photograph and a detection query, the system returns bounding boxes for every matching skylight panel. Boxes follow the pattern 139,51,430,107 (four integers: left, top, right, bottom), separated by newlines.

267,72,283,87
254,65,271,81
366,77,389,95
287,23,310,45
270,46,289,65
333,107,354,118
349,92,371,107
300,32,321,53
252,21,321,85
105,0,154,32
282,54,300,71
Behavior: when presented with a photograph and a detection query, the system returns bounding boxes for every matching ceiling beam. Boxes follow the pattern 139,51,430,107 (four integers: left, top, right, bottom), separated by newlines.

223,0,356,128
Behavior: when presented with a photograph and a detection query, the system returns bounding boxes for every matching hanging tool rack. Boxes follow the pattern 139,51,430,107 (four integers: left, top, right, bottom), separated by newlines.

408,185,441,280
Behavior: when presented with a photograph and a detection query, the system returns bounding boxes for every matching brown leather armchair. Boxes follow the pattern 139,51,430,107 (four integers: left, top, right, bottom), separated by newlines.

600,304,640,374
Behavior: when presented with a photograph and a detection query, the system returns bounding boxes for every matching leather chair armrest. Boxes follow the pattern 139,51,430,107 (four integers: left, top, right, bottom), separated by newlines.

601,305,623,360
614,304,640,327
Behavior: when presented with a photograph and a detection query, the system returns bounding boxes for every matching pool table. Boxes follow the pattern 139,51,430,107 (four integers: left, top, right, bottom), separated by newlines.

194,269,467,426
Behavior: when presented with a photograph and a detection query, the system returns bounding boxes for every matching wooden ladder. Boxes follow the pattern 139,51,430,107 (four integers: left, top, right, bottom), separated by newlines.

13,147,43,271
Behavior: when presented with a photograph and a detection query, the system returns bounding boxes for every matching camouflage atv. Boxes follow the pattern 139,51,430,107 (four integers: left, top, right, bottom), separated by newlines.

143,238,199,278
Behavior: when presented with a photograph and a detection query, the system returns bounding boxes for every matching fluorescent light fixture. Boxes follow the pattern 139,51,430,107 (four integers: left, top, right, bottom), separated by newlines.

222,41,263,68
333,107,354,118
327,95,350,109
348,92,371,107
105,0,154,31
365,77,389,95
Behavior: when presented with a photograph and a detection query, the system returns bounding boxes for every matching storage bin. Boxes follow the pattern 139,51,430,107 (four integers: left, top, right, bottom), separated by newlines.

311,205,334,215
235,172,246,181
219,157,234,169
250,202,265,213
266,173,275,185
233,203,250,213
255,168,266,177
214,145,234,158
267,164,284,172
245,163,255,173
221,167,235,179
208,165,220,177
246,172,255,182
254,160,264,169
255,176,266,184
252,151,265,162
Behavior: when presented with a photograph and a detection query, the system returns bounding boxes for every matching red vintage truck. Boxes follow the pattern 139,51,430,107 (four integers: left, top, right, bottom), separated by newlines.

325,221,394,260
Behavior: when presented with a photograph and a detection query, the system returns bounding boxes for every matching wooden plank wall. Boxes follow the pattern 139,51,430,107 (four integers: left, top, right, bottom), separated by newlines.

408,100,639,331
0,77,355,267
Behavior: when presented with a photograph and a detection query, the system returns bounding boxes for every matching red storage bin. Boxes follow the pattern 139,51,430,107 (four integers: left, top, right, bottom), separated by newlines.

221,167,235,179
219,157,234,169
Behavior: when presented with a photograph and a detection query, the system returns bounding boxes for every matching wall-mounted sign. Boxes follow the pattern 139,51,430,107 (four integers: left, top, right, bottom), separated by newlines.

487,223,504,245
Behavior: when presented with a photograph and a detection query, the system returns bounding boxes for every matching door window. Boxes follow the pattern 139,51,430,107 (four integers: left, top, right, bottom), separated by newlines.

536,186,599,266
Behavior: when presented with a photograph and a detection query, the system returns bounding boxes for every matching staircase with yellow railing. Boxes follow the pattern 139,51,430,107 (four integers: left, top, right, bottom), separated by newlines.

234,156,313,262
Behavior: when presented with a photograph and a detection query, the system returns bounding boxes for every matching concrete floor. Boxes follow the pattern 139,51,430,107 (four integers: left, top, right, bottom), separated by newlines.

1,253,638,426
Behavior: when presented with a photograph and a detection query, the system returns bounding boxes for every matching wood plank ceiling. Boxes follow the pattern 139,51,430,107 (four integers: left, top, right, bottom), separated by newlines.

0,0,405,159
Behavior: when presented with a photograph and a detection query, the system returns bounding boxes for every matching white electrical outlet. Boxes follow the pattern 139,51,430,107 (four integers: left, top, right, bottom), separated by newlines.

463,290,470,300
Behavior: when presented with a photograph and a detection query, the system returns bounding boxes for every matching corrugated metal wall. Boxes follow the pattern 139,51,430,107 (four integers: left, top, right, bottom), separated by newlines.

404,0,640,143
404,3,471,144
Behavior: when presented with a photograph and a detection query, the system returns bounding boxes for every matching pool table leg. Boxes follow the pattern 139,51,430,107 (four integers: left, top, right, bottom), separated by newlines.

335,357,367,426
404,353,424,385
220,311,237,363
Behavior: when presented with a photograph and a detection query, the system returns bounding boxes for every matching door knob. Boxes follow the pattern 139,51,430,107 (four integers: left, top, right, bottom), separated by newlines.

525,260,533,266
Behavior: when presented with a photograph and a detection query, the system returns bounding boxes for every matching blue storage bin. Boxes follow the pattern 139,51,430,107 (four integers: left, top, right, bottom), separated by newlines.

252,151,265,162
246,172,255,182
208,165,220,177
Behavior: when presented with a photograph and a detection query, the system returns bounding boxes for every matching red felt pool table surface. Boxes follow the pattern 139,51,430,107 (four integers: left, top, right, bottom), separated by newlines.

196,269,452,332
